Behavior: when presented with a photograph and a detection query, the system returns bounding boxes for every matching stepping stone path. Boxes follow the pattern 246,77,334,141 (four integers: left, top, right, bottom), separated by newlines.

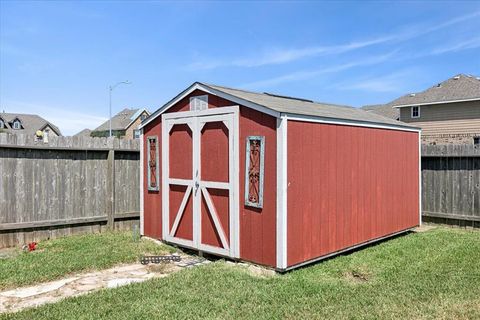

0,254,211,314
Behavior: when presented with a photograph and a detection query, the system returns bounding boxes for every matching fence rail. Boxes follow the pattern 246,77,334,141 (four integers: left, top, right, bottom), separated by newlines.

421,144,480,226
0,133,141,248
2,134,479,247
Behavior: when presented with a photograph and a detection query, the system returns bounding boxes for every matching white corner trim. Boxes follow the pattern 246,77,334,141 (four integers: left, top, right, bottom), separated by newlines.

418,131,422,226
285,113,421,133
140,130,145,235
393,97,480,108
276,114,288,269
140,82,279,130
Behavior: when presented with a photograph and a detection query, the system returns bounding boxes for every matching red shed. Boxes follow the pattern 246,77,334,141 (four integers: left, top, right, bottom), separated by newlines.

139,82,421,271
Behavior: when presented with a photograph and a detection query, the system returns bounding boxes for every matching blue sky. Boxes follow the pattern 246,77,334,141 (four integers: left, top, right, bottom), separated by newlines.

1,1,479,136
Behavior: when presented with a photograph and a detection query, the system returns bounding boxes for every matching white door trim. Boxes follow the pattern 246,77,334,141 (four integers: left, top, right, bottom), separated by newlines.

161,108,240,258
161,116,196,248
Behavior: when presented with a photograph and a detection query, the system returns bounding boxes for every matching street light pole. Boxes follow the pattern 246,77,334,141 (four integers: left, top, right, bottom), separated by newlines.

109,80,131,137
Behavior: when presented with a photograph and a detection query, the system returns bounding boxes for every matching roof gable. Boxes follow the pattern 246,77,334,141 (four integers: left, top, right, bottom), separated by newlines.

361,103,400,120
141,82,416,130
0,113,61,136
392,74,480,107
94,108,147,131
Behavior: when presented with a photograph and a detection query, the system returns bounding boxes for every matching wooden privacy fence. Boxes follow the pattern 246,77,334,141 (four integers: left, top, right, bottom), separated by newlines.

0,133,140,248
422,144,480,226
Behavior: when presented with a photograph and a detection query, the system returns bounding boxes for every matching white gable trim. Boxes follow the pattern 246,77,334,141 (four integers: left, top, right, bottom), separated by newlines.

393,97,480,108
139,83,280,129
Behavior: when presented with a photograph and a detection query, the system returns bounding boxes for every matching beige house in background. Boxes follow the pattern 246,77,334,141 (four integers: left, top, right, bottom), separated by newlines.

91,108,150,139
363,74,480,145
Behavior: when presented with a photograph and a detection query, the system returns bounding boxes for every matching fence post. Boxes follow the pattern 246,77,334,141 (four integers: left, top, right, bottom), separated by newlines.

106,148,115,229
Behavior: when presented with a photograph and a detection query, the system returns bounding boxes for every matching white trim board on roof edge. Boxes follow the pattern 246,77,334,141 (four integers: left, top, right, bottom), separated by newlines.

285,113,421,133
139,82,279,129
140,82,421,133
393,97,480,108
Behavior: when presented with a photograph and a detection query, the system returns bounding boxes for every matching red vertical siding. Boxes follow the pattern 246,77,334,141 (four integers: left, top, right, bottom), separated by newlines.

200,121,230,248
143,90,277,267
239,107,277,267
142,117,162,240
287,121,419,267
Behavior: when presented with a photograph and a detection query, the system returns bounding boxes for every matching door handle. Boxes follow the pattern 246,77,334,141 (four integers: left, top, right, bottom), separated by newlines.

195,180,199,195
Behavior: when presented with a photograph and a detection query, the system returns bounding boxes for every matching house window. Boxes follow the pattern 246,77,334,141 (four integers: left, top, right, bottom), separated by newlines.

43,129,49,142
474,137,480,145
245,136,265,208
411,106,420,118
147,136,159,191
0,119,4,128
189,95,208,111
12,120,21,129
140,114,147,121
133,129,140,139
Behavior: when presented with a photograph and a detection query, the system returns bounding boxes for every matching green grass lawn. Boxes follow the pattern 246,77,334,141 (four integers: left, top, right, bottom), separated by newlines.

3,227,480,319
0,231,173,290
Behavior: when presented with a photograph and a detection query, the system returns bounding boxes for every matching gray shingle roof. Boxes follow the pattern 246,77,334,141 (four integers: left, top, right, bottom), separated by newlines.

391,74,480,107
74,128,92,137
361,103,399,120
94,108,142,131
203,83,414,127
0,112,62,136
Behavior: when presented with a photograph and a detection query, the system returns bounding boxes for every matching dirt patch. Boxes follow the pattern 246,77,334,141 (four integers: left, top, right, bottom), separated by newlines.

225,261,276,278
413,225,437,233
344,269,371,284
147,263,179,274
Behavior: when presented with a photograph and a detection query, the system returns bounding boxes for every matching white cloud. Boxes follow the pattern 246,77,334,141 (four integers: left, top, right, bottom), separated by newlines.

187,10,480,70
188,36,392,70
1,100,107,136
240,51,396,89
430,36,480,55
335,71,416,93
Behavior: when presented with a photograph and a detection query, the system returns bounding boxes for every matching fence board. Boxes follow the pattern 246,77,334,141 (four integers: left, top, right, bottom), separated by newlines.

422,145,479,226
0,133,140,248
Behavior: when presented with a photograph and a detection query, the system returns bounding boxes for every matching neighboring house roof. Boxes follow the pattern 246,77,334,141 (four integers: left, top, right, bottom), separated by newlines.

361,103,400,120
142,82,417,130
94,108,149,131
392,74,480,107
0,112,62,136
74,128,92,137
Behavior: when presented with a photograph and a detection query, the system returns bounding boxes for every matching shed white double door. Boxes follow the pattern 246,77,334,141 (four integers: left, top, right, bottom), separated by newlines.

161,107,239,258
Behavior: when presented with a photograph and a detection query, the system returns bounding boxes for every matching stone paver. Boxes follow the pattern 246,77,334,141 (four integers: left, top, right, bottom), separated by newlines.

0,252,271,314
0,255,196,314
